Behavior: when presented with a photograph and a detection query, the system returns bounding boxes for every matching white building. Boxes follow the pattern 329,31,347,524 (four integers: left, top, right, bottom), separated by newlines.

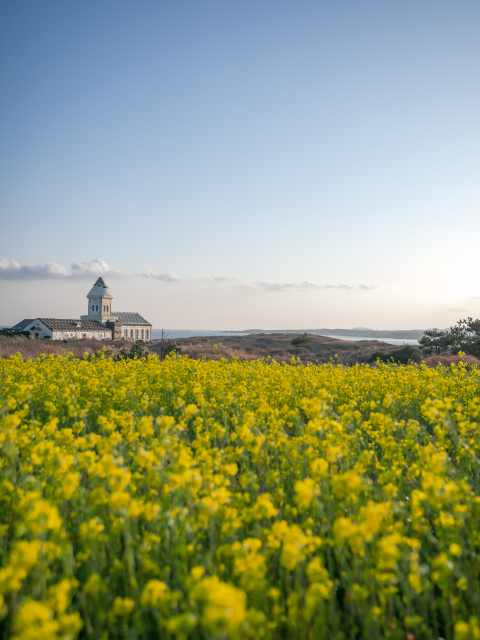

11,318,111,341
80,277,152,341
12,277,152,341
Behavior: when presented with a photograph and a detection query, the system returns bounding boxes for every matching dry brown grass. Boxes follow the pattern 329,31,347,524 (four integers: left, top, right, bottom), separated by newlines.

0,335,127,360
149,333,394,365
8,333,476,369
422,354,480,368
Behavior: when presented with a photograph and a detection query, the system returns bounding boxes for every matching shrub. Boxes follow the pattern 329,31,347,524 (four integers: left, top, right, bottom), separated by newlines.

289,333,313,350
370,345,421,364
0,329,30,338
159,339,182,361
117,340,150,361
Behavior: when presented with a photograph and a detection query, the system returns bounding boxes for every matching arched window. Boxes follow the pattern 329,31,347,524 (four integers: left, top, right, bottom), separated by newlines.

135,329,139,339
146,330,149,340
141,329,144,339
130,329,134,338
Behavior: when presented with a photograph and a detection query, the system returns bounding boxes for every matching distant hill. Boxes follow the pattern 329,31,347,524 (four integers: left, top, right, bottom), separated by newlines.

235,328,426,340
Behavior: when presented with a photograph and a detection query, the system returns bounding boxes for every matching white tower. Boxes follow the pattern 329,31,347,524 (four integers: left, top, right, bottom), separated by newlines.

80,277,115,324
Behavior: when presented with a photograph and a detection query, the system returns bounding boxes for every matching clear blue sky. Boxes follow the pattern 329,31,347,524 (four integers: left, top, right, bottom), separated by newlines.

1,1,480,329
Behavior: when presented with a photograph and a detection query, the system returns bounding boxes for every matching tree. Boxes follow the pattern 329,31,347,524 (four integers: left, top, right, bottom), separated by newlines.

158,329,182,361
448,317,480,357
418,317,480,357
418,329,451,355
117,340,149,360
289,333,313,350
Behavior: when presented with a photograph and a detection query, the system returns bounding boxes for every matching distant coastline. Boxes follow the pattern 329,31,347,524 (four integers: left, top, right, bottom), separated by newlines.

152,328,425,345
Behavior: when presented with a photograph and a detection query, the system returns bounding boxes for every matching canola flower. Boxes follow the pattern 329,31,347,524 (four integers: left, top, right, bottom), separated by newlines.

1,351,480,639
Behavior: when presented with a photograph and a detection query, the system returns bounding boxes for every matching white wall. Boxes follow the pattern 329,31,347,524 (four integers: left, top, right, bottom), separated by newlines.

52,330,112,341
121,326,152,341
26,322,53,340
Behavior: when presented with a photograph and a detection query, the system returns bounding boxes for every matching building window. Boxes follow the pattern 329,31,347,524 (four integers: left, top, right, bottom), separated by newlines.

141,329,144,339
130,330,134,338
136,330,139,339
124,329,128,337
146,330,149,340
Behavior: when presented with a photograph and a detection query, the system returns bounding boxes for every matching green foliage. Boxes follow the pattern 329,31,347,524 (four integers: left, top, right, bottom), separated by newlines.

289,333,313,350
0,329,30,338
448,317,480,357
418,329,452,355
117,340,150,361
370,345,421,364
159,339,182,361
419,318,480,357
370,348,391,363
392,345,422,363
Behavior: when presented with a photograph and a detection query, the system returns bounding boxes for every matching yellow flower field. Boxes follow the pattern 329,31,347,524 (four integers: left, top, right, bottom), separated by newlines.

1,351,480,639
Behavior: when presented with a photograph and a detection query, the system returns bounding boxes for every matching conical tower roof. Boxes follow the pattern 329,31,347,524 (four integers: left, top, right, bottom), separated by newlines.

87,277,113,299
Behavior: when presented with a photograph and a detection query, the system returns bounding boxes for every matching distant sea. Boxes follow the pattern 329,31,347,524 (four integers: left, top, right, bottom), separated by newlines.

152,330,252,340
152,330,420,346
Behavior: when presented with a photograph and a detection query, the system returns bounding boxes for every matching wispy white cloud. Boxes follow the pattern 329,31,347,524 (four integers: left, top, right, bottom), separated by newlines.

199,275,242,283
0,258,67,279
255,280,319,292
0,258,124,280
255,280,381,292
193,276,382,292
148,271,180,282
324,282,381,291
0,259,382,293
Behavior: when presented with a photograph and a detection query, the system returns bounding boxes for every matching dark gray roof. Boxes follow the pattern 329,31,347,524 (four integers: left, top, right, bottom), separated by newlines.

38,318,110,332
114,312,151,326
11,319,35,331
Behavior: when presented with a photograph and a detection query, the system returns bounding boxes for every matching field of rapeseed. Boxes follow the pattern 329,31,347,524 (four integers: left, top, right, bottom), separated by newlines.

1,352,480,640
